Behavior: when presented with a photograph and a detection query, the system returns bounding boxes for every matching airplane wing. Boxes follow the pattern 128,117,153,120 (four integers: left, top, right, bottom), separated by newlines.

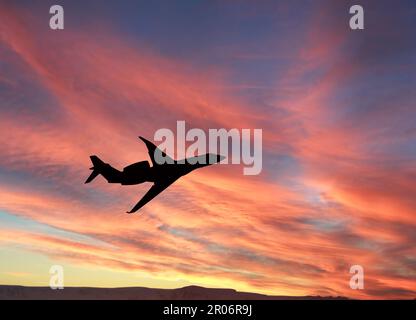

127,181,175,214
139,136,174,166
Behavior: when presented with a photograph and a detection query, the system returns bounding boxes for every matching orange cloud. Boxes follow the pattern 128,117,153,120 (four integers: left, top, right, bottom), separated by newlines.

0,1,414,299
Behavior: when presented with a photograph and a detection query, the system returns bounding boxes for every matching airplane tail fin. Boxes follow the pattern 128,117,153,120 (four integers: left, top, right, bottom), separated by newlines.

85,155,105,184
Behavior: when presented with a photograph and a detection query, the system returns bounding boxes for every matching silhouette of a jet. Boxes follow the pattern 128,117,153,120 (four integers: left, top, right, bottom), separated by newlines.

85,136,224,213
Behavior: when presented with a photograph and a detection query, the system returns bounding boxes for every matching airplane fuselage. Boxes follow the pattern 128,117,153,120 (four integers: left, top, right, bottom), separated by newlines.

118,161,189,185
109,155,214,186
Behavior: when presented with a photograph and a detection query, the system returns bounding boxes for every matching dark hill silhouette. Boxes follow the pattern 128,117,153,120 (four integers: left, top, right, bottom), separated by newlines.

0,285,347,300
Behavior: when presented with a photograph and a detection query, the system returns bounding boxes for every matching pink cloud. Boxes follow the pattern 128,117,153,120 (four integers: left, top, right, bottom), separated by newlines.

0,2,414,299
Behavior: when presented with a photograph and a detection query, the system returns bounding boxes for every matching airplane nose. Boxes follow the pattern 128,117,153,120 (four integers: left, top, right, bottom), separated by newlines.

211,154,226,164
205,154,225,164
217,155,226,162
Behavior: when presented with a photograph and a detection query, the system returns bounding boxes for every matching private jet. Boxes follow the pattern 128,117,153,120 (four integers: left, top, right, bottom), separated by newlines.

85,136,224,213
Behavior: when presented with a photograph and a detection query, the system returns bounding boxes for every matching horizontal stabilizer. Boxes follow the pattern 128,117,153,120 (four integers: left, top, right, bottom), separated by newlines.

85,155,104,184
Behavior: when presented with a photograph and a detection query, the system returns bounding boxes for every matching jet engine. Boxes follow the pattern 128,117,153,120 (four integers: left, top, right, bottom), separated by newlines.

121,161,151,185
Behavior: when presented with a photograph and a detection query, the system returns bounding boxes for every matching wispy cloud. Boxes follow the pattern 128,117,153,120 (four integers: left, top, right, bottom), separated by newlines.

0,1,415,299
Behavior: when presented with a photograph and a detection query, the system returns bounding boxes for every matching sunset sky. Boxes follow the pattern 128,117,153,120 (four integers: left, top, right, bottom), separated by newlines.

0,0,415,299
